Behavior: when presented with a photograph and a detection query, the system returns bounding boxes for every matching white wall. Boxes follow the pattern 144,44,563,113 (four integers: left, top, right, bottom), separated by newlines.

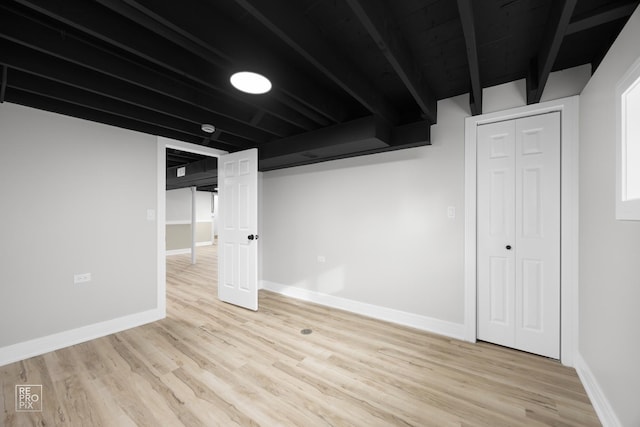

579,7,640,426
166,188,213,223
260,65,590,332
262,97,467,324
165,188,215,252
0,103,158,352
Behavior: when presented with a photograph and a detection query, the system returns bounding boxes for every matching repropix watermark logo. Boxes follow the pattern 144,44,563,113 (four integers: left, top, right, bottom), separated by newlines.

15,385,42,412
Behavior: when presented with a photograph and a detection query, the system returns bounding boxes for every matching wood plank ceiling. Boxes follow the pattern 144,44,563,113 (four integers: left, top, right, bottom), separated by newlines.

1,0,637,191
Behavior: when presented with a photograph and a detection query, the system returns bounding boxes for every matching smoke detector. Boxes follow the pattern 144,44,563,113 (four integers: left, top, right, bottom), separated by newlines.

201,123,215,133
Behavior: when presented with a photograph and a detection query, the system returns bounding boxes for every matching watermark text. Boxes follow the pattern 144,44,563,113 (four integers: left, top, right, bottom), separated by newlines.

15,385,42,412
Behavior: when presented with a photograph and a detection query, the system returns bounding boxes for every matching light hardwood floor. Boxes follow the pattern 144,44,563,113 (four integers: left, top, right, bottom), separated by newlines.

1,244,600,426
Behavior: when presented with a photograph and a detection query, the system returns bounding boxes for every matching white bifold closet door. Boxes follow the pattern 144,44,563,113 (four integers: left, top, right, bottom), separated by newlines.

477,112,560,359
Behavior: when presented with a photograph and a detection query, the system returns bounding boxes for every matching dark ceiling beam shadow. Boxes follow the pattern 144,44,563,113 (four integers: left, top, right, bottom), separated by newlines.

260,116,390,169
232,0,399,125
0,40,258,148
4,88,225,149
12,0,317,131
96,0,343,127
0,65,7,103
260,138,431,172
6,69,252,149
259,123,430,172
345,0,437,124
0,7,290,140
566,0,638,35
456,0,482,116
527,0,578,105
259,115,431,170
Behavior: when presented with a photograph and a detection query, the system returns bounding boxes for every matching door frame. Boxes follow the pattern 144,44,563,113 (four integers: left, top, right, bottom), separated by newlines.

155,136,228,317
464,96,579,366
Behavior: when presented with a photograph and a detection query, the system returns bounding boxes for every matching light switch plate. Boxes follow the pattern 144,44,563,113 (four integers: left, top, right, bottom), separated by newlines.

447,206,456,218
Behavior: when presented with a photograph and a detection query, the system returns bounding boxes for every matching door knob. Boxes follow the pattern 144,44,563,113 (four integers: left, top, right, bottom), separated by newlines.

248,234,259,240
506,245,512,250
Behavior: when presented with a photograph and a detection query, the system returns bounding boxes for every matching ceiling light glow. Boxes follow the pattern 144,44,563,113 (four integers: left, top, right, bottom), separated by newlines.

230,71,272,94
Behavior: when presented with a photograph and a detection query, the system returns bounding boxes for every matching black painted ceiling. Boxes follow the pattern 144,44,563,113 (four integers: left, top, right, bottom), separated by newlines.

1,0,637,190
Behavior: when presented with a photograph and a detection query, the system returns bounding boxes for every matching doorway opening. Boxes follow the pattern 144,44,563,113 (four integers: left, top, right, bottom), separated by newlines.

156,137,226,317
165,148,218,260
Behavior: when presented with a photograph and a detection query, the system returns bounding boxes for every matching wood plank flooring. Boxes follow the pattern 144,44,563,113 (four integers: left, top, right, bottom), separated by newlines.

1,244,600,426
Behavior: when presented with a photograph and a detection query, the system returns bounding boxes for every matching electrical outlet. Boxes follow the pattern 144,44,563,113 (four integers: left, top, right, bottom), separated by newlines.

317,255,326,263
74,273,92,284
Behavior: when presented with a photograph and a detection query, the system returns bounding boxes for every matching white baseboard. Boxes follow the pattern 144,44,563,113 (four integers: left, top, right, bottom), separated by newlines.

260,281,466,341
0,308,164,367
574,352,620,427
165,220,212,225
166,241,213,256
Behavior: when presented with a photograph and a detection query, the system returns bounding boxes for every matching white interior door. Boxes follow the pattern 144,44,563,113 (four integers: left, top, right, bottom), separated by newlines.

218,148,258,311
477,120,517,348
477,112,560,359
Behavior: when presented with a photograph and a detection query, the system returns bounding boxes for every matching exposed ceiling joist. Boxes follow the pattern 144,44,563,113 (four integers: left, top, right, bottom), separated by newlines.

1,0,635,180
345,0,437,124
259,115,431,171
567,0,638,35
0,39,260,147
0,5,292,140
232,0,399,125
6,88,212,147
95,0,342,128
527,0,578,105
12,0,318,131
260,116,390,169
7,70,239,145
456,0,482,116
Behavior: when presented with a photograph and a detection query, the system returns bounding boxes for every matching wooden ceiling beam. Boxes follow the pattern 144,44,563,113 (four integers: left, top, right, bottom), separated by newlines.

456,0,482,116
4,88,238,150
566,0,638,35
527,0,577,105
11,0,318,131
0,5,297,139
231,0,399,125
0,39,269,145
8,70,255,149
259,115,431,171
8,71,205,141
260,116,391,161
98,0,347,126
345,0,437,124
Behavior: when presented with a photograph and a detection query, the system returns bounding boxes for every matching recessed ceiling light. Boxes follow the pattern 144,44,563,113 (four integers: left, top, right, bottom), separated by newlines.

230,71,272,94
201,123,215,133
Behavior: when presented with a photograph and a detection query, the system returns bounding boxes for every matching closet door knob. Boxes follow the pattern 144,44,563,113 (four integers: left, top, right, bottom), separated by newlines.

506,245,512,250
